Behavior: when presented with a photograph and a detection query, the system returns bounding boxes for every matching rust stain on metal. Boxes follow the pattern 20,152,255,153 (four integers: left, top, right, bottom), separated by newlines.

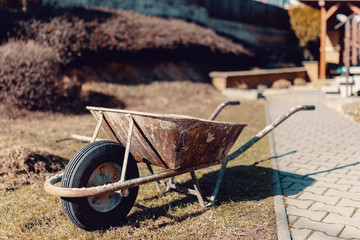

89,107,247,170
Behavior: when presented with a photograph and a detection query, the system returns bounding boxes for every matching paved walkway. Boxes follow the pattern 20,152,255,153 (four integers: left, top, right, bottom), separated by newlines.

266,91,360,239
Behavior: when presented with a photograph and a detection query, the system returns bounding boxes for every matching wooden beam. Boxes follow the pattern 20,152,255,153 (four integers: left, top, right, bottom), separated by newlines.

352,19,358,65
319,0,326,81
358,22,360,63
345,20,351,97
348,3,360,15
325,3,340,20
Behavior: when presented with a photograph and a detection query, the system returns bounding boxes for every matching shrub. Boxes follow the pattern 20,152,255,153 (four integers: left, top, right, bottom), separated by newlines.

354,104,360,122
294,77,307,85
1,7,250,65
0,40,63,112
272,79,291,89
288,5,320,46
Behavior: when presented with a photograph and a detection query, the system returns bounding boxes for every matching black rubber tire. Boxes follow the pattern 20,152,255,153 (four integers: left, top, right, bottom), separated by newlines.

61,140,139,230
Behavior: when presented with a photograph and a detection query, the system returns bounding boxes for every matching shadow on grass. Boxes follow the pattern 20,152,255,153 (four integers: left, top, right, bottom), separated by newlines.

56,91,126,114
123,151,360,229
124,164,310,229
122,152,312,229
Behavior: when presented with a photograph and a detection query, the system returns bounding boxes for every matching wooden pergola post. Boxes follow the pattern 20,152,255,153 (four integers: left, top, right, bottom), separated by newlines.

352,18,358,65
319,0,327,81
349,4,360,66
319,0,340,81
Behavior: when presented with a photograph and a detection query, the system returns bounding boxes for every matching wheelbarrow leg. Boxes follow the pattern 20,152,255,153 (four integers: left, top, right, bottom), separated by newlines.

190,169,205,207
145,162,162,192
207,161,228,207
166,177,175,192
145,165,205,207
146,167,206,207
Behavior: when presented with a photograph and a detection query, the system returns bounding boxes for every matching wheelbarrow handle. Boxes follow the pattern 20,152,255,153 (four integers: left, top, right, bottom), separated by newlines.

209,100,241,120
304,105,316,111
207,104,315,207
227,104,315,161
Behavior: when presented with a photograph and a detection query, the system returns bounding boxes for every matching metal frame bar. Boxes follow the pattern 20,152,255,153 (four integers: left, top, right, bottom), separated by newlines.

117,114,134,197
91,111,104,142
208,101,240,120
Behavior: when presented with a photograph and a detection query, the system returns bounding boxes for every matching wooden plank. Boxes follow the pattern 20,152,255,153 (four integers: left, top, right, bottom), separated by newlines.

209,67,306,78
210,67,307,90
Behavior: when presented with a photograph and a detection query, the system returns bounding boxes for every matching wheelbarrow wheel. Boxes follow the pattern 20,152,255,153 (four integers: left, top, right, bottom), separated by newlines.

61,140,139,230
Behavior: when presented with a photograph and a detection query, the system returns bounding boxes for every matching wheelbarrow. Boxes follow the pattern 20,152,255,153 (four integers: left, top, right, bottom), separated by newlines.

44,101,315,230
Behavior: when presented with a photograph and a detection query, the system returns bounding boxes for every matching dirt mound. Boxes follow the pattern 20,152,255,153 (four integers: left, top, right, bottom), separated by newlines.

0,6,251,66
0,147,67,190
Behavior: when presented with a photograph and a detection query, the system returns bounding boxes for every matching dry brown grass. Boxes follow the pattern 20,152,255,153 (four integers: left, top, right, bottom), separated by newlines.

0,81,276,239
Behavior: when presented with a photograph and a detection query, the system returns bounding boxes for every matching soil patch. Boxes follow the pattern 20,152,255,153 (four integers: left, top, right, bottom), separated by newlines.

0,147,67,190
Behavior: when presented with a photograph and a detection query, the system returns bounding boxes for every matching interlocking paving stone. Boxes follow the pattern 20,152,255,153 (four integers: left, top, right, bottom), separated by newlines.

309,202,355,217
286,206,327,221
310,176,339,184
324,172,360,181
301,185,327,195
315,166,350,175
284,184,327,196
291,217,344,236
292,168,329,177
339,225,360,239
337,178,360,186
284,198,314,209
297,192,340,205
324,189,360,201
287,162,321,171
347,169,360,177
337,198,360,209
307,231,345,240
349,185,360,193
267,91,360,239
323,212,360,227
281,176,315,185
288,215,299,225
311,181,351,191
290,228,312,240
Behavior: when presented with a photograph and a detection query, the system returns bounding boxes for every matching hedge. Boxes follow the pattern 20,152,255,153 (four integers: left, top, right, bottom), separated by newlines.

0,40,63,112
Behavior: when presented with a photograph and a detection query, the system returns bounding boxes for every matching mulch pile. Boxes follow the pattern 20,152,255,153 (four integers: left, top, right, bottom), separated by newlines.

0,147,67,190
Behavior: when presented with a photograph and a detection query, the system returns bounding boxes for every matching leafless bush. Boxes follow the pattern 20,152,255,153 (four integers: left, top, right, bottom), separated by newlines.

1,7,250,65
0,40,63,112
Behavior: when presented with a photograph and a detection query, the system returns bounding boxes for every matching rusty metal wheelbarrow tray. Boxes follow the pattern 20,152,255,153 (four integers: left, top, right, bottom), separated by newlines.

87,107,247,170
44,102,315,231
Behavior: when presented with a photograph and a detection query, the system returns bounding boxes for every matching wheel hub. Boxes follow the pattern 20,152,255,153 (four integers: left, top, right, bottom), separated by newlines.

87,162,123,212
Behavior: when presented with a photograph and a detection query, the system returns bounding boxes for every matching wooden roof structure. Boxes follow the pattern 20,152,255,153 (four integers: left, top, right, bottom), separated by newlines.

300,0,360,80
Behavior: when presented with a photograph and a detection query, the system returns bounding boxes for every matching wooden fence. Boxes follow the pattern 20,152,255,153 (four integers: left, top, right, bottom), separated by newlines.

204,0,290,30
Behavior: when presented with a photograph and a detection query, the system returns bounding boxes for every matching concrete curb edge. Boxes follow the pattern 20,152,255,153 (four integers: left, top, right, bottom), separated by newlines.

266,101,292,240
